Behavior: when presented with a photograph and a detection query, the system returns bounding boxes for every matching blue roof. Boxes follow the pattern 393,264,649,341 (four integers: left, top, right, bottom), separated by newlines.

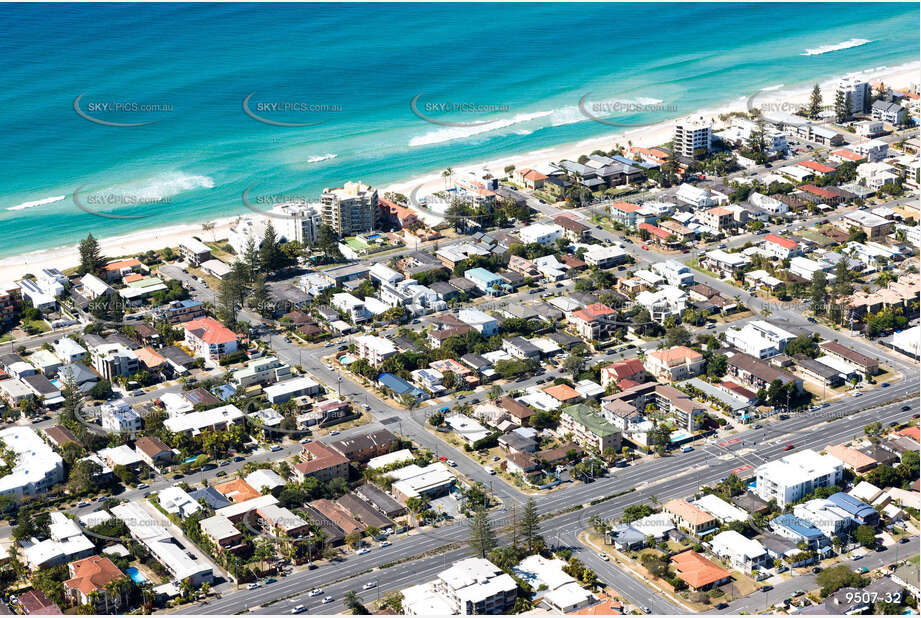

464,267,502,284
179,299,203,308
827,492,877,520
772,514,825,541
214,383,237,401
377,373,424,398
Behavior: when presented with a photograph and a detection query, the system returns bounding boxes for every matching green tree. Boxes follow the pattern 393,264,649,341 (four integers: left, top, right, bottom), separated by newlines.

258,221,283,272
77,233,106,275
854,525,877,549
248,274,272,318
834,88,850,123
807,84,823,119
706,353,728,380
468,506,496,558
519,497,542,554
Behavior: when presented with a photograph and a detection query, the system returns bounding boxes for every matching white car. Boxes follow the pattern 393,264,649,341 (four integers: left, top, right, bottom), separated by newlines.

247,583,261,590
309,589,323,597
380,540,391,547
322,596,334,604
290,605,306,614
363,582,376,590
356,547,370,555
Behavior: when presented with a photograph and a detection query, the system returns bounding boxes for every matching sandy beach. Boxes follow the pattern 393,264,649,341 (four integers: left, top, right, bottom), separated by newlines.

1,61,917,284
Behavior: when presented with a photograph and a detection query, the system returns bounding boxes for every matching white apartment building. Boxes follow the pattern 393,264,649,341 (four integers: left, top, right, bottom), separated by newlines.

852,139,889,163
635,285,687,322
320,181,379,237
749,192,789,215
0,426,64,497
53,337,87,364
673,116,712,157
355,335,397,366
710,531,769,571
837,77,870,116
369,263,404,286
675,183,712,208
231,356,292,388
582,244,628,268
402,557,517,616
227,216,266,255
725,320,795,359
100,399,142,435
790,256,834,282
651,260,694,288
379,279,446,315
519,223,563,246
331,292,371,322
91,343,139,380
272,202,323,246
755,449,844,507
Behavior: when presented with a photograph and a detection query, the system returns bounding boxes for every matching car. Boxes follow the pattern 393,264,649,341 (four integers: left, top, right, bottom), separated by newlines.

247,583,261,590
362,403,371,411
385,528,394,535
492,455,500,462
264,577,277,584
324,342,333,348
446,459,457,467
806,316,816,323
752,424,762,429
363,582,376,590
338,345,348,351
902,405,911,411
852,553,862,560
309,589,323,597
215,470,227,477
380,540,392,547
900,537,910,544
812,566,822,574
855,567,869,574
484,466,496,475
705,323,716,329
760,585,773,592
137,483,150,490
681,446,693,453
202,464,216,471
219,460,230,467
778,413,789,420
783,444,794,451
854,392,863,397
793,590,805,597
330,430,340,436
321,596,334,604
640,606,651,614
599,553,609,561
233,456,245,462
356,547,370,555
880,382,889,388
172,473,184,480
290,605,306,614
77,501,90,508
715,602,729,610
270,445,283,452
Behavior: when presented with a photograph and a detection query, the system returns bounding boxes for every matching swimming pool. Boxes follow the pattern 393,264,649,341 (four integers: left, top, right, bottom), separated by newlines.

669,429,693,443
125,567,147,583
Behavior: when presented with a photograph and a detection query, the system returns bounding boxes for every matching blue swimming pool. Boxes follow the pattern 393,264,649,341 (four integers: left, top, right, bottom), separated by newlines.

125,567,147,583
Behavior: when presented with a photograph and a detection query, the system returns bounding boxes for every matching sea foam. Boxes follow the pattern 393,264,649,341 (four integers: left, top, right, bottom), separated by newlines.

7,195,67,211
803,38,872,56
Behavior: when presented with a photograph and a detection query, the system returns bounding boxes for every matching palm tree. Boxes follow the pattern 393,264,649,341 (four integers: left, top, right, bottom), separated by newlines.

343,589,361,612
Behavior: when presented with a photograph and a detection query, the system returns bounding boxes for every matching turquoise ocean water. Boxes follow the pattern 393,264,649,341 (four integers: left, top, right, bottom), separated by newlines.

0,3,917,258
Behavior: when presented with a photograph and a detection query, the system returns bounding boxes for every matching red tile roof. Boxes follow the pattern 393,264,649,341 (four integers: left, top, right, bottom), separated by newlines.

799,161,835,174
671,551,730,590
638,222,671,240
610,201,641,213
800,184,839,199
831,149,864,161
65,555,123,597
764,234,798,250
182,317,238,345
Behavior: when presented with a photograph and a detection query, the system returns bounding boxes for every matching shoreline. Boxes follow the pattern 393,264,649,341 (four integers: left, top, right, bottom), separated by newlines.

1,61,917,284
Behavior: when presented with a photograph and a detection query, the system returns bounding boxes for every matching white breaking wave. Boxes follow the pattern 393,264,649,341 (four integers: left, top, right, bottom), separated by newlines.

7,195,67,211
307,153,338,163
802,38,871,56
103,171,215,202
760,84,785,92
409,97,666,147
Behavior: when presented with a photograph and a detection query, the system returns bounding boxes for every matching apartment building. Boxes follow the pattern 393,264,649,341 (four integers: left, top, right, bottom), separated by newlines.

559,403,621,453
664,499,718,535
673,116,712,157
402,558,517,616
100,400,142,435
755,449,844,507
644,346,704,382
320,181,379,237
181,317,239,361
355,334,397,366
91,343,139,380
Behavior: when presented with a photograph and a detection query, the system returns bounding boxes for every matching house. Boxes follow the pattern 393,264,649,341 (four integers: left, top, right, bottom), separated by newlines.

457,309,499,336
675,184,712,208
390,463,456,503
519,223,563,246
134,436,173,470
15,590,62,615
826,444,876,474
710,531,769,571
515,167,548,190
497,397,534,426
664,499,719,535
513,555,596,614
63,555,124,608
770,513,828,549
819,341,878,378
553,215,590,241
644,346,704,382
700,249,747,278
762,234,800,260
670,551,730,591
200,515,243,550
263,376,321,404
755,449,843,507
793,498,854,538
181,317,238,362
608,201,645,228
502,336,541,360
871,100,906,124
91,343,139,380
162,404,244,436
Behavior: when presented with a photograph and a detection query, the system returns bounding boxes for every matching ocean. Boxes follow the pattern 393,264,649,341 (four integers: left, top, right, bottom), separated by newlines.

0,2,917,258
